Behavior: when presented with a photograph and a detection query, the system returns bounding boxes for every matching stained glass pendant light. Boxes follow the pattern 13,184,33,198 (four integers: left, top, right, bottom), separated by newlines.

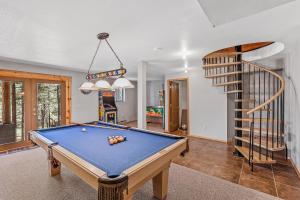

79,32,134,94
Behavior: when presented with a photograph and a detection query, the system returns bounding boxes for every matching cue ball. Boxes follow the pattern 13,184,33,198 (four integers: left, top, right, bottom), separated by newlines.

82,128,87,132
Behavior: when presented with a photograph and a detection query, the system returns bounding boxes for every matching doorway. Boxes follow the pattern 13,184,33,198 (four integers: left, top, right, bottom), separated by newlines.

0,69,71,151
167,78,189,136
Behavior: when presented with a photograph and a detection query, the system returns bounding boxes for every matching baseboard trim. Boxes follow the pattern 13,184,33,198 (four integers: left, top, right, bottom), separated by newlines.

189,134,228,144
290,158,300,178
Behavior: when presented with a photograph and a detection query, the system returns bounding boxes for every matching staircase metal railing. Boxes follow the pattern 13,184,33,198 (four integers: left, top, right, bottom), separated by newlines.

242,61,285,169
202,55,286,169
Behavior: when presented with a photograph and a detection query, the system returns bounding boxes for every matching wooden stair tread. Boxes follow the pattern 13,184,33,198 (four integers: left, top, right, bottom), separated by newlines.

225,90,243,94
234,99,268,103
203,62,242,68
213,81,242,87
235,146,276,164
234,99,255,103
234,108,251,112
205,71,242,78
234,127,282,135
234,136,285,151
234,118,279,123
234,108,271,112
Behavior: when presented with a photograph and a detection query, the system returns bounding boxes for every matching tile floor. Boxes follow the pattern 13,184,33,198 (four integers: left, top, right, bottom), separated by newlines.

126,121,300,199
173,137,300,200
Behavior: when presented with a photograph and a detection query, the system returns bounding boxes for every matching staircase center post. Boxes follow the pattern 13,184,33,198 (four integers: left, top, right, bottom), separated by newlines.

234,45,243,157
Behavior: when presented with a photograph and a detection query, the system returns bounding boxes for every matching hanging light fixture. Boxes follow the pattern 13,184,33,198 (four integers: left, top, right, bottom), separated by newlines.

99,32,134,89
112,75,134,89
95,79,112,90
79,32,134,94
79,82,98,95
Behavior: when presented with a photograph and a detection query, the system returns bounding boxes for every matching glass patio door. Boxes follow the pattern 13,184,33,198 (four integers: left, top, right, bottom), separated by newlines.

0,79,25,145
32,81,66,130
0,70,70,151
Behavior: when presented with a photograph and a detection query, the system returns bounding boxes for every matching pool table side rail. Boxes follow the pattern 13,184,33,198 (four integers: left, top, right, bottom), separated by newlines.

30,131,106,190
75,122,128,131
124,137,188,195
32,123,78,132
128,127,184,139
94,121,131,129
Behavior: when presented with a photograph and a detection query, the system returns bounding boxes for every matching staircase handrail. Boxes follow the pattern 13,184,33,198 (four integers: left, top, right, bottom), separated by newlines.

242,60,285,115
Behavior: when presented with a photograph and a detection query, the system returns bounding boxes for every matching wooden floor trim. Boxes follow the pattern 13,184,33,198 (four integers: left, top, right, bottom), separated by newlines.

290,158,300,178
0,142,36,155
189,134,228,144
0,141,34,152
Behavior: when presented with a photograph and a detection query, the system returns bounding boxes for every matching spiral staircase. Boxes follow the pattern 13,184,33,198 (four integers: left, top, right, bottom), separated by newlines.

202,46,286,170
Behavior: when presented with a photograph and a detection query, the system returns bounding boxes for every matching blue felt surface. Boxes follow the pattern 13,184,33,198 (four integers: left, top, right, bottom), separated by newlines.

37,125,180,178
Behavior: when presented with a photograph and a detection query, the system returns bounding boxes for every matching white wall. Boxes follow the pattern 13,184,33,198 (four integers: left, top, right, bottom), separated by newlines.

147,80,164,106
0,60,98,123
179,80,187,110
282,36,300,173
165,68,227,141
116,81,137,122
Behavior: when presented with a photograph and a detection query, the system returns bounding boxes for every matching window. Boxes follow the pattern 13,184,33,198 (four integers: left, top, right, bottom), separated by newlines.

36,83,61,129
115,88,125,102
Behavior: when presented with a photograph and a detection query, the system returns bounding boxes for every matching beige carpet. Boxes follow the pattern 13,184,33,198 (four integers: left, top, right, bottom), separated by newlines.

0,148,280,200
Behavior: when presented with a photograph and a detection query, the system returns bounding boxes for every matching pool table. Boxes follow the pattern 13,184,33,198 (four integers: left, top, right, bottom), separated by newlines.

30,122,188,200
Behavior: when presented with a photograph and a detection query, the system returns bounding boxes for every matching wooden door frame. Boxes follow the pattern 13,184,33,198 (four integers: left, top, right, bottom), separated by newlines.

168,81,179,132
166,77,190,135
0,69,72,141
31,79,67,130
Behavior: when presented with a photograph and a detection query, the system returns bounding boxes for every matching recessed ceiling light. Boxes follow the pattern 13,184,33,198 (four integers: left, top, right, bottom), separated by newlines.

184,61,188,68
154,47,163,51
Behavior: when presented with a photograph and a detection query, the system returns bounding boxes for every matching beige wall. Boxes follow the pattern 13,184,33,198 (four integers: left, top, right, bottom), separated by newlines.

164,68,227,141
116,81,137,123
0,59,98,123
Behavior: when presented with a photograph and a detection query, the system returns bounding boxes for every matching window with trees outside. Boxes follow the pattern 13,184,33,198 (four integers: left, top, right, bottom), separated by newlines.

36,83,61,129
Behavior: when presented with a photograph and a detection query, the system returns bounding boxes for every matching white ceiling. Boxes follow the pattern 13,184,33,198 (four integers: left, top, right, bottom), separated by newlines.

197,0,295,26
0,0,300,79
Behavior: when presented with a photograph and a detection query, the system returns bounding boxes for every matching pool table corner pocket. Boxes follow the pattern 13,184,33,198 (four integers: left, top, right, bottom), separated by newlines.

98,173,129,200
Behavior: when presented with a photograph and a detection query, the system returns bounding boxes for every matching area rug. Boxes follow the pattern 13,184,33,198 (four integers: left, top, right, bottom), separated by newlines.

0,148,280,200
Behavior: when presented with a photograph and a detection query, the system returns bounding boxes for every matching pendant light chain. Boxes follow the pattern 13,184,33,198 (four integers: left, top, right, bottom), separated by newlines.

87,37,123,76
87,39,102,75
104,39,124,68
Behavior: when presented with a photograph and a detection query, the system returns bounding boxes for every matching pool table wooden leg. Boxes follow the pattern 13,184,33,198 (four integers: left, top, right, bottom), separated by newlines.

152,165,170,200
48,158,61,176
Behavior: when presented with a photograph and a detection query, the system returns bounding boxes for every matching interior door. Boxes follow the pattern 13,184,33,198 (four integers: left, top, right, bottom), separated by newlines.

169,81,179,132
31,80,66,130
